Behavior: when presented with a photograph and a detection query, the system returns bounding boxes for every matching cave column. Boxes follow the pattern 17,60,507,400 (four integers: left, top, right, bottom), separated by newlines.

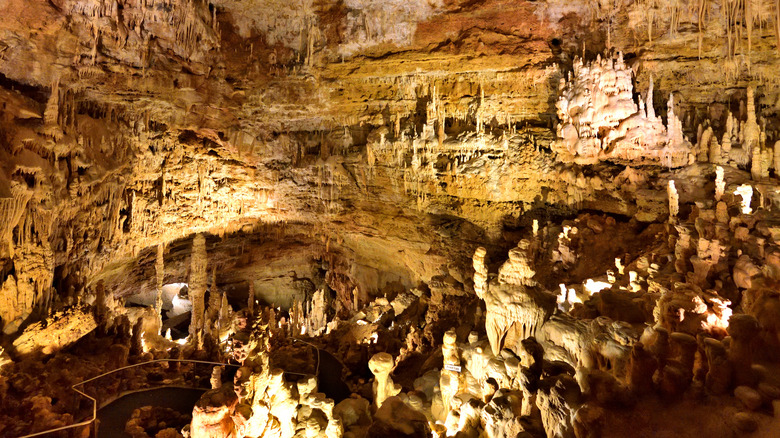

154,243,164,335
247,280,255,316
189,234,207,348
207,266,221,339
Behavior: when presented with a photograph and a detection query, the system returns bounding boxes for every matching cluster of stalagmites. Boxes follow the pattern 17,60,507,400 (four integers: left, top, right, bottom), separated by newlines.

465,175,780,435
554,53,692,167
6,35,780,436
182,213,780,437
556,52,780,189
182,313,339,438
0,299,228,436
7,189,780,437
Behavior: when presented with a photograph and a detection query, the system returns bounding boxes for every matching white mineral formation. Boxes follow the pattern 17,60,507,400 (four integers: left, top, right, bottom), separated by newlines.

615,258,625,275
538,313,636,375
305,288,329,336
668,180,679,220
475,241,555,355
368,352,401,408
498,240,537,287
746,87,762,180
439,328,461,417
554,55,692,166
210,365,223,390
268,368,299,438
473,246,488,298
734,184,754,215
715,166,726,201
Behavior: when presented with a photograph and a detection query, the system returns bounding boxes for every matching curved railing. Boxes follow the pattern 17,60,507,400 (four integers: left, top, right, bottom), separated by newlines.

16,340,322,438
16,359,239,438
291,336,321,376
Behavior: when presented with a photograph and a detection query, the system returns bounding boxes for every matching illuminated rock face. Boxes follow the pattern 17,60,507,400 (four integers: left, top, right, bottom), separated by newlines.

191,385,239,438
4,0,780,437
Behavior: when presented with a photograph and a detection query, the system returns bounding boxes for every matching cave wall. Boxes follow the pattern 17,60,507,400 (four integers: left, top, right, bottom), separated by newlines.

1,0,780,335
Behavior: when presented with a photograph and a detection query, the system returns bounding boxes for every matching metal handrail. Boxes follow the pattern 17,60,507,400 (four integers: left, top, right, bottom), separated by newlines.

16,359,238,438
290,336,321,376
15,341,324,438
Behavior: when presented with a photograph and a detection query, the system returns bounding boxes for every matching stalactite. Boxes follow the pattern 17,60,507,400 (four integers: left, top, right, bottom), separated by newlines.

647,0,656,42
774,0,780,54
698,0,708,58
0,187,32,257
747,0,753,57
726,0,735,58
665,0,681,38
44,79,60,126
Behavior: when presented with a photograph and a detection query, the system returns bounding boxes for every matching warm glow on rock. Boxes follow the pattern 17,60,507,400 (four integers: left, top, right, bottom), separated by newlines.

1,2,779,436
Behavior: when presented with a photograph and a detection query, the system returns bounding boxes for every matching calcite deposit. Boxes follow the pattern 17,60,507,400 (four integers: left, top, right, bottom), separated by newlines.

3,0,780,437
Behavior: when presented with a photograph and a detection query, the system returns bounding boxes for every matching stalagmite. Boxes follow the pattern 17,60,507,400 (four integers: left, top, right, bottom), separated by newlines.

728,314,760,386
710,137,722,164
478,240,556,355
627,342,656,394
247,280,255,315
704,338,732,394
267,368,299,438
207,266,221,337
43,79,60,126
746,88,761,181
439,328,461,417
751,145,762,181
774,141,780,176
211,365,223,389
697,125,712,162
668,180,679,220
473,247,488,298
368,352,401,408
715,166,726,201
518,337,544,415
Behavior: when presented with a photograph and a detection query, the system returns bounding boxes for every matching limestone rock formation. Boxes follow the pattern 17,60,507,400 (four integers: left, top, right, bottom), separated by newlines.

191,385,240,438
2,0,780,437
475,241,556,355
554,55,693,167
368,352,401,409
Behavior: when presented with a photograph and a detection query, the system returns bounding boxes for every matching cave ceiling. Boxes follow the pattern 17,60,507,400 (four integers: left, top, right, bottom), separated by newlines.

1,0,779,323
